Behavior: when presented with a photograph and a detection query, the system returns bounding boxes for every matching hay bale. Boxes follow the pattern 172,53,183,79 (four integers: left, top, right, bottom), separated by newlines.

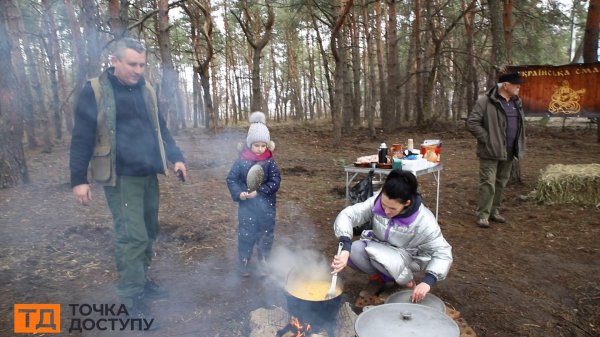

536,164,600,205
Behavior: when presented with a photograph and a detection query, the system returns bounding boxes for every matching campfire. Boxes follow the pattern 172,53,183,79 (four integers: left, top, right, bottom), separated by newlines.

249,304,357,337
249,256,356,337
276,316,314,337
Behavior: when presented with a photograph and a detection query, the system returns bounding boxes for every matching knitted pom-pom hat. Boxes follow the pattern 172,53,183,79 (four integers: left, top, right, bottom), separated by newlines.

246,111,270,148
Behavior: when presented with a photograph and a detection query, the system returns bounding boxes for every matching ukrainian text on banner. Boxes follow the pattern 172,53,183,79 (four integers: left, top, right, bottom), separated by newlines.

508,62,600,117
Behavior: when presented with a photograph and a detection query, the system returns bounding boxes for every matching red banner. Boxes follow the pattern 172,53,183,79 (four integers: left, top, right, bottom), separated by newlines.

508,63,600,117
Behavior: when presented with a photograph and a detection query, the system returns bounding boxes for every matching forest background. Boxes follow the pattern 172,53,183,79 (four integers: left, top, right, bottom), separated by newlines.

0,1,599,336
0,0,599,186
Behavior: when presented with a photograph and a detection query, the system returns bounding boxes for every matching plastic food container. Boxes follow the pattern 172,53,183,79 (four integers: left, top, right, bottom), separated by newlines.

420,140,442,163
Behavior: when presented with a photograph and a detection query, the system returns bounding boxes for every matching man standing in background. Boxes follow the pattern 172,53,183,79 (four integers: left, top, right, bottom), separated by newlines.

69,37,186,320
467,71,526,228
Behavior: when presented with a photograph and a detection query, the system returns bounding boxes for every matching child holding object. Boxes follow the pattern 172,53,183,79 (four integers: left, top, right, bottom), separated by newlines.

331,169,452,302
226,111,281,277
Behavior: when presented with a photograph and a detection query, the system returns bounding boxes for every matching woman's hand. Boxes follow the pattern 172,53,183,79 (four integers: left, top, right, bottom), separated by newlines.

410,282,431,303
331,250,350,274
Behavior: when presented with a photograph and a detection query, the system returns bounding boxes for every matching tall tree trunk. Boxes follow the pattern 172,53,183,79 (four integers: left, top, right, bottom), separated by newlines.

51,15,72,137
403,27,416,123
270,41,282,122
361,0,376,137
350,10,362,128
502,0,514,64
422,1,475,124
63,0,88,104
82,0,102,76
158,0,181,133
234,65,243,125
22,39,52,153
583,0,599,63
582,0,600,142
463,0,478,118
199,69,215,131
342,27,353,133
286,29,303,119
42,0,63,142
374,0,385,124
488,0,507,84
192,70,201,127
331,0,354,143
185,0,214,130
0,0,29,187
307,35,316,121
109,0,128,38
225,0,241,124
384,0,399,132
414,0,424,127
310,12,334,122
210,60,219,128
231,2,274,113
421,2,439,125
317,43,327,119
183,0,214,129
5,0,37,148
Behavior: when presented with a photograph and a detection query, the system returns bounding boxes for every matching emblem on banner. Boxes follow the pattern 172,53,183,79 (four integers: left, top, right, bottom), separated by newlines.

548,80,586,114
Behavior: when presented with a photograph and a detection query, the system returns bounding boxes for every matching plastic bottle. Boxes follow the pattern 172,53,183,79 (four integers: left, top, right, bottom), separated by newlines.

378,143,388,163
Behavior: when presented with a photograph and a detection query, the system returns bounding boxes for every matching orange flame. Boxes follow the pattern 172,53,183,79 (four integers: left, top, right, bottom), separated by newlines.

290,317,312,336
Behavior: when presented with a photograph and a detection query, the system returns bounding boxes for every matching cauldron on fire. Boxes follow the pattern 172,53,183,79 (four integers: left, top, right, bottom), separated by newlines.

283,267,344,329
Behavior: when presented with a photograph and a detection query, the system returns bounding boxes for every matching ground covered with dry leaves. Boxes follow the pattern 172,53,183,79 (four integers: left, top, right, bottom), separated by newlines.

0,120,599,337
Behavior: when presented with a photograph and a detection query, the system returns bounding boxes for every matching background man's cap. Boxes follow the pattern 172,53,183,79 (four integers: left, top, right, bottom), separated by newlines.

498,72,522,84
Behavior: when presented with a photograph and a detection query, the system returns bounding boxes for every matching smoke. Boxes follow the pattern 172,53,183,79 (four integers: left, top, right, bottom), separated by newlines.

266,239,333,290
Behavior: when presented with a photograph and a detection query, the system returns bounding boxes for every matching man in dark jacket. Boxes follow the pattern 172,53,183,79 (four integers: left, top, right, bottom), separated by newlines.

69,38,186,319
466,72,526,228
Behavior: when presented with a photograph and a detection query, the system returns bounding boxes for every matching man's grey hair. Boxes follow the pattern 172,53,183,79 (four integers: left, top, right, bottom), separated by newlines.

113,38,146,59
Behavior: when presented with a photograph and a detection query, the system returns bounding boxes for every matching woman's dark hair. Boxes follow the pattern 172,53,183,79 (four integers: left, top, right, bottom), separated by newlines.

381,169,418,203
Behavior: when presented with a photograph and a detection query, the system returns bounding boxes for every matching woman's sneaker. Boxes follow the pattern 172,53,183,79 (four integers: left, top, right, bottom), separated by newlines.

359,275,386,297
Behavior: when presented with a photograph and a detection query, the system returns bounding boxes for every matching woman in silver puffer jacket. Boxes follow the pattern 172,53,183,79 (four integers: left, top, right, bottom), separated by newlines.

332,170,452,302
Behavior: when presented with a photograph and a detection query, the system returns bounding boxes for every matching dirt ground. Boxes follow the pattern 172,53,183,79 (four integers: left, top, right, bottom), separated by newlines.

1,120,599,337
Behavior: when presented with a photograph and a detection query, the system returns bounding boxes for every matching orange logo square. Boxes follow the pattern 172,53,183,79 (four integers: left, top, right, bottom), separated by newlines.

14,304,61,333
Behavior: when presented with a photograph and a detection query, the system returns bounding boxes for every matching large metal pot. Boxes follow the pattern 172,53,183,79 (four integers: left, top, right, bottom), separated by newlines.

385,289,446,313
283,271,344,327
355,303,459,337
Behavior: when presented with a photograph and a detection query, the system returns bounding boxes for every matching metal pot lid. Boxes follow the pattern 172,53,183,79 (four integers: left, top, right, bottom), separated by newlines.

355,303,459,337
385,290,446,313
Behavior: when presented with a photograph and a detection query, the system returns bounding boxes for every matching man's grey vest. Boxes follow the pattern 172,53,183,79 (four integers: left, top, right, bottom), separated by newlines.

89,71,167,186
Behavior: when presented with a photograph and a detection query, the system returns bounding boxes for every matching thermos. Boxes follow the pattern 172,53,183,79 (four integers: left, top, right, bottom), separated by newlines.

378,143,388,163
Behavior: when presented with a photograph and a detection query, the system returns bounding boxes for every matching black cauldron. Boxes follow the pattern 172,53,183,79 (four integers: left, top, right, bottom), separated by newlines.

283,271,344,328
